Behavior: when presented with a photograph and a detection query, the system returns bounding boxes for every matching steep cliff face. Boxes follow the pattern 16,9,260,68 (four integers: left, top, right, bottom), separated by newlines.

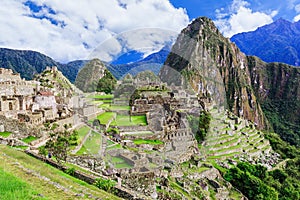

160,17,267,129
248,56,300,146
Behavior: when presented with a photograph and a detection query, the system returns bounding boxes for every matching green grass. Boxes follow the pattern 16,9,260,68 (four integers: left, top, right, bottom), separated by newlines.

106,144,122,151
110,156,133,169
100,104,130,111
115,163,133,169
77,126,90,143
110,115,147,126
122,131,154,136
97,112,115,125
109,105,131,111
169,179,192,200
111,156,125,163
133,139,164,145
207,152,240,160
14,146,29,150
76,145,88,155
22,136,37,144
64,162,96,176
213,137,239,148
77,131,102,155
0,168,44,200
107,139,115,146
0,131,12,138
88,94,114,99
214,144,242,153
100,104,111,109
0,145,121,200
91,100,104,104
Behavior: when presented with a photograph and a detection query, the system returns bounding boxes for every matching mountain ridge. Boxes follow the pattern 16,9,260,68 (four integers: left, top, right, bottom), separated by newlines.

0,46,169,81
0,47,87,82
231,19,300,66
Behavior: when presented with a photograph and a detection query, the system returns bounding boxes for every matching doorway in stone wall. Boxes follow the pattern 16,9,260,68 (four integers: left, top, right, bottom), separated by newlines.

9,102,13,110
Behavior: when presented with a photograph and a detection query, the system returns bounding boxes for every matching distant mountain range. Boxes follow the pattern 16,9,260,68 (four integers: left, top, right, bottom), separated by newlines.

0,48,87,82
0,45,169,82
231,18,300,66
111,45,170,79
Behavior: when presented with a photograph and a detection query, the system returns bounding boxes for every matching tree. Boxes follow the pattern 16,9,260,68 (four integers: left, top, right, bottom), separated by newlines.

198,111,211,141
96,69,117,94
45,128,78,163
224,166,278,200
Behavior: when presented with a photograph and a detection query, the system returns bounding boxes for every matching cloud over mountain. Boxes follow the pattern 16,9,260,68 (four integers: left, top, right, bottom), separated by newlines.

215,0,277,37
0,0,189,62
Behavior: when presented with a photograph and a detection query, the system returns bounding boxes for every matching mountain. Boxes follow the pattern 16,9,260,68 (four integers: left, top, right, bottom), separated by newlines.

0,48,57,79
75,58,116,92
160,17,300,147
0,48,87,82
231,18,300,66
0,46,168,82
60,60,89,83
160,17,268,129
111,45,170,79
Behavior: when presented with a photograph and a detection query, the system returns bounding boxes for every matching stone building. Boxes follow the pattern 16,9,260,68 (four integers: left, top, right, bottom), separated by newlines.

0,67,75,126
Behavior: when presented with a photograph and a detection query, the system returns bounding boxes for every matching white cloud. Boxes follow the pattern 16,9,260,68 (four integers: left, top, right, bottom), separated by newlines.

90,28,177,62
214,0,277,37
295,4,300,13
0,0,189,62
294,14,300,22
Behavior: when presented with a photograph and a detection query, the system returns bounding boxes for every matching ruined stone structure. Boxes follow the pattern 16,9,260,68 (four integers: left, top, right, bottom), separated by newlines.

0,67,77,131
130,87,200,164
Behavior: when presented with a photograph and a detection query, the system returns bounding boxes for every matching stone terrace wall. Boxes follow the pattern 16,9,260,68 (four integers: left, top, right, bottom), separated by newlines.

25,151,149,200
112,125,149,132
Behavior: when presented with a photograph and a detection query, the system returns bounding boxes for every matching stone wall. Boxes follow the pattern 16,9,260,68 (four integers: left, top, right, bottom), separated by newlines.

0,137,29,147
35,95,57,113
0,115,40,138
67,155,106,173
25,151,149,200
121,171,156,197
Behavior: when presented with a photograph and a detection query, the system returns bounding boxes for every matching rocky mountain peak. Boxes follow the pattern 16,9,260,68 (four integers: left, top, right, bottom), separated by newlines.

160,17,268,129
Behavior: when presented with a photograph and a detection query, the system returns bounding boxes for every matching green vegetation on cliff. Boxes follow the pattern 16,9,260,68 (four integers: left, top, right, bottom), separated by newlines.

248,56,300,147
96,69,117,94
224,133,300,200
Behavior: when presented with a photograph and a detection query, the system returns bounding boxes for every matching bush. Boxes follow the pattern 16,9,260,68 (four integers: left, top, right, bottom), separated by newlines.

94,178,116,193
65,167,75,176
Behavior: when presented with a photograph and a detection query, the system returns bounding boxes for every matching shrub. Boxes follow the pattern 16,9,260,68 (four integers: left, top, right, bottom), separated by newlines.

94,178,116,193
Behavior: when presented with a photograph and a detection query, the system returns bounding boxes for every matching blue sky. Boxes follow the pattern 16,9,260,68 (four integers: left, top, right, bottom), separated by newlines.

170,0,300,21
0,0,299,62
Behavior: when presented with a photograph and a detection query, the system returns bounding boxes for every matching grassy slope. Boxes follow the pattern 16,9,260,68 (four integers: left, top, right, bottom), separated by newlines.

76,131,102,155
0,167,44,200
0,145,121,200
